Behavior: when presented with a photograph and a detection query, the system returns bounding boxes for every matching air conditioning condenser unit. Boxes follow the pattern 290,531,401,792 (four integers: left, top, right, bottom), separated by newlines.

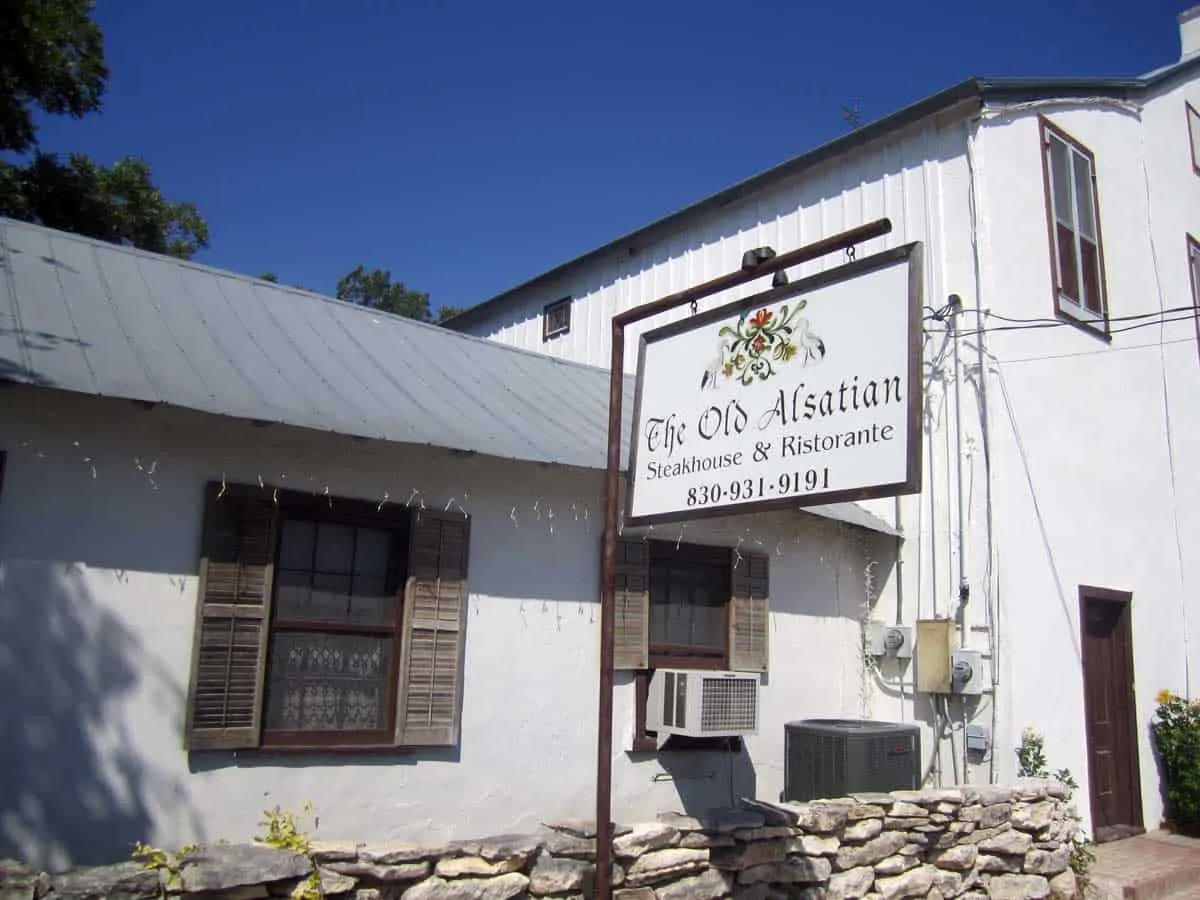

647,669,759,742
784,718,920,801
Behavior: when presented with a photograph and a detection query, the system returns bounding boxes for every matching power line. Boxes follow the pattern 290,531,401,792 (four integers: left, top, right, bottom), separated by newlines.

927,306,1200,340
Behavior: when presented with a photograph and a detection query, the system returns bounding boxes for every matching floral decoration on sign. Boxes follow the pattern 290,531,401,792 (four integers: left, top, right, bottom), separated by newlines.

700,299,826,389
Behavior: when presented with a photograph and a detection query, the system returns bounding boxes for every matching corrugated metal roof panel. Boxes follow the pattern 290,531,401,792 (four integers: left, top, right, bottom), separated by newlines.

0,217,634,472
0,217,899,536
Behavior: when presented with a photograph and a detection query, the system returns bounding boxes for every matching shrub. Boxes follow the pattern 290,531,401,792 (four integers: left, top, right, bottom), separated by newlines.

1153,690,1200,827
1016,727,1093,880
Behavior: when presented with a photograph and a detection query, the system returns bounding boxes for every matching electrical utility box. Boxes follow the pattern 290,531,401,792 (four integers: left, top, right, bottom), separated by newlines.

915,619,956,693
950,650,985,695
867,623,915,659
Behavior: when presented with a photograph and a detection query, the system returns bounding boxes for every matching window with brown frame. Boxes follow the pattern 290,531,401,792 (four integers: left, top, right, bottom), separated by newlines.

649,541,730,670
614,537,769,752
1039,117,1109,335
1189,235,1200,359
184,482,470,753
543,297,571,341
1188,102,1200,176
263,500,408,746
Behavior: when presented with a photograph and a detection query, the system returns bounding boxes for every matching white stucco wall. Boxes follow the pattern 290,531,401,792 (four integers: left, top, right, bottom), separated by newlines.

0,386,900,870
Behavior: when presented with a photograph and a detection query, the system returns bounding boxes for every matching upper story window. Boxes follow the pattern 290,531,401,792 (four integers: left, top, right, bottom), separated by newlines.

1188,102,1200,175
1040,117,1109,335
543,297,571,341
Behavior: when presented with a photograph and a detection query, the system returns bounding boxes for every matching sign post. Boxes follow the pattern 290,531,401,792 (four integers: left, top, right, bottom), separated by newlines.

594,220,907,900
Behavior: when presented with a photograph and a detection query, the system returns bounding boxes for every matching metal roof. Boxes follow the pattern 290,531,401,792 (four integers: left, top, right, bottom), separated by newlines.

0,217,634,472
448,56,1200,331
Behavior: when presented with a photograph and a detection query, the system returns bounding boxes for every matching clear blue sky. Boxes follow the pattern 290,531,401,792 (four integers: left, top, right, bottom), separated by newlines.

32,0,1192,313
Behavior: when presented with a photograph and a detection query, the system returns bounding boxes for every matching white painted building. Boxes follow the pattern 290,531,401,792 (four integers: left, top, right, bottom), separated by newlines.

3,9,1199,874
449,10,1200,844
0,219,894,870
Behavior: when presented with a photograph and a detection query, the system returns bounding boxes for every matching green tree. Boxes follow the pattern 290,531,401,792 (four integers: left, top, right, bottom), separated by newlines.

258,272,279,283
336,265,431,321
0,0,108,154
1,153,208,258
0,1,208,258
436,305,465,324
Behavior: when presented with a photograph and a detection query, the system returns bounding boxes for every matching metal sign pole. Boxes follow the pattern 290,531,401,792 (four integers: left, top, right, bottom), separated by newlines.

594,218,892,900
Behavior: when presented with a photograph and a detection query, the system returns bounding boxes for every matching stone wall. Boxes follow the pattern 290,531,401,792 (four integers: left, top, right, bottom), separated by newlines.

0,780,1080,900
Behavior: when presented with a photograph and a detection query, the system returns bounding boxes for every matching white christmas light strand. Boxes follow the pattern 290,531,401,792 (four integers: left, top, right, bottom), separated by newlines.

12,436,859,569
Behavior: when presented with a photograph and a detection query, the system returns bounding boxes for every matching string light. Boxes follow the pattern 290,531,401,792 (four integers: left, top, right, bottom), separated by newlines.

9,434,867,579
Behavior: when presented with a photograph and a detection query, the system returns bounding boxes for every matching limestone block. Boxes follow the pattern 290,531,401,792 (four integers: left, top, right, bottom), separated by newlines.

737,857,832,885
653,868,733,900
826,866,875,900
874,855,918,877
623,848,708,887
843,820,884,843
400,873,529,900
612,824,679,859
180,846,312,893
835,833,907,871
873,864,935,900
985,873,1049,900
1022,847,1069,877
787,834,840,857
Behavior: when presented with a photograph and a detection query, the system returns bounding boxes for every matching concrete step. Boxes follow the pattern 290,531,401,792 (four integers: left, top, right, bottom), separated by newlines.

1087,831,1200,900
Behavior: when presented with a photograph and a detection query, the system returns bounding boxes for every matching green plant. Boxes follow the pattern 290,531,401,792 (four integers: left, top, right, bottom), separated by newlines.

1017,727,1049,778
1016,727,1093,882
255,801,317,854
255,803,321,900
131,841,200,891
1153,690,1200,828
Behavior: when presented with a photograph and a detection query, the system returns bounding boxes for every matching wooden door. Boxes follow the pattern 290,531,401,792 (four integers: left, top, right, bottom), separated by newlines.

1080,587,1143,841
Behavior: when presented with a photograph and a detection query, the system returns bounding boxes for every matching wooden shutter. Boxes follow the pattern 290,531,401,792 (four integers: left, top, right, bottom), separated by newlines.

613,537,649,669
396,511,470,746
185,482,277,750
729,551,769,673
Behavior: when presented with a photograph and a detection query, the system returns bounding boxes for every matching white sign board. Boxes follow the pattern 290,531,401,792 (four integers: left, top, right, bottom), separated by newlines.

626,244,922,525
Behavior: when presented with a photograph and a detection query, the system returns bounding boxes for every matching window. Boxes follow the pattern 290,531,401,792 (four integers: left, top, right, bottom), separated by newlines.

1188,102,1200,176
543,297,571,340
614,537,769,751
265,511,406,745
185,482,470,752
1040,117,1109,333
649,542,730,669
1190,236,1200,358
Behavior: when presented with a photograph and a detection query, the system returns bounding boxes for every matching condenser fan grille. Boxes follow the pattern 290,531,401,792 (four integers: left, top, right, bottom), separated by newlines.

700,676,758,732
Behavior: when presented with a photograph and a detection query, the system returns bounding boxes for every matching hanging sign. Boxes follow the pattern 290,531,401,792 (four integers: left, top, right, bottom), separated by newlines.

626,243,923,526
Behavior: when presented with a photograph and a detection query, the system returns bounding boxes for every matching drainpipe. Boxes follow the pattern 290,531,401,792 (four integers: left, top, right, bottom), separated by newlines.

950,294,968,643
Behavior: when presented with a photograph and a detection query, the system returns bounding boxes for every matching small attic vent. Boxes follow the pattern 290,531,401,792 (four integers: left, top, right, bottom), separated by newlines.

543,297,571,340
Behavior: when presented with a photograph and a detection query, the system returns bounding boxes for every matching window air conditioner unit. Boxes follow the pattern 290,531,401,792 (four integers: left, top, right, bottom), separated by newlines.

647,669,759,741
784,719,920,802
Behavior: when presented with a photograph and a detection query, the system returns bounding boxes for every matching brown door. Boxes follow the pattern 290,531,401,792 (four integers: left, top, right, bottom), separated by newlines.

1080,587,1143,841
